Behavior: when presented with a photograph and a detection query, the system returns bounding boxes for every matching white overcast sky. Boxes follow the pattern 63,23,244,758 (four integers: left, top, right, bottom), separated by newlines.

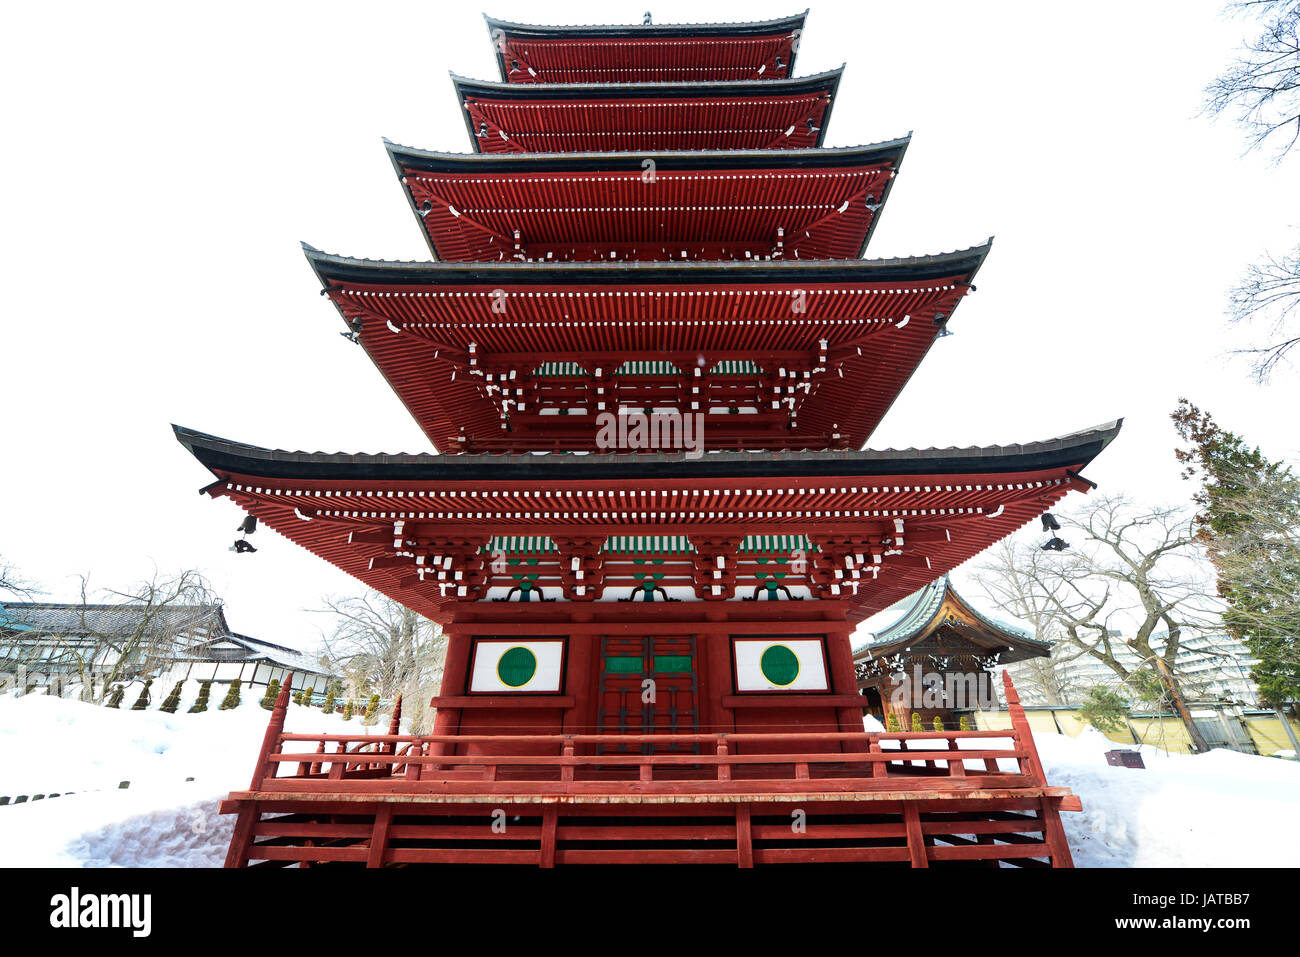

3,1,1298,650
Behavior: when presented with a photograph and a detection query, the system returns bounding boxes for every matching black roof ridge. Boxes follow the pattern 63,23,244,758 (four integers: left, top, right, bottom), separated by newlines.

2,601,223,612
384,137,911,167
173,420,1123,483
482,11,808,36
450,65,842,96
482,10,810,83
302,240,991,275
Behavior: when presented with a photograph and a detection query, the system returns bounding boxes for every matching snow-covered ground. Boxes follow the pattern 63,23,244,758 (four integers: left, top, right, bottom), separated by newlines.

0,688,363,867
1,691,1297,867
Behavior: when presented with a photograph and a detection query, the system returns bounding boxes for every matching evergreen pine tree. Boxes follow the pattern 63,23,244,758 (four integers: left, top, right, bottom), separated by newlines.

106,684,124,708
1078,685,1130,733
259,678,281,711
292,690,303,706
160,680,184,714
362,693,380,725
910,712,923,732
322,686,336,714
130,678,153,711
219,678,242,711
1174,399,1300,709
343,699,353,721
885,712,900,732
189,680,212,713
958,716,970,732
932,716,944,732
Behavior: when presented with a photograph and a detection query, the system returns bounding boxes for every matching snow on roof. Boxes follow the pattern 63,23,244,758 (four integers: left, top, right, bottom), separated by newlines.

0,602,229,639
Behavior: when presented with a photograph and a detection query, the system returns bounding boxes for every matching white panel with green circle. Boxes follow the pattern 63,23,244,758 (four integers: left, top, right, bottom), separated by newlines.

733,638,828,692
469,639,565,693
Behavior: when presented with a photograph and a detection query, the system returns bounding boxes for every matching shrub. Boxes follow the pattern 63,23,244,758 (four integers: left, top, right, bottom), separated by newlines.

958,716,970,732
259,678,281,711
188,680,212,713
343,700,353,721
159,680,184,714
322,686,336,714
362,693,380,726
219,679,242,711
885,712,901,732
130,679,153,711
932,716,944,732
910,712,923,732
1079,685,1130,733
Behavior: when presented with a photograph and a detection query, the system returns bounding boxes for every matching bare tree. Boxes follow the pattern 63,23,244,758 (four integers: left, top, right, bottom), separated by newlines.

0,555,37,599
1205,2,1300,378
316,591,445,733
979,497,1225,752
1227,243,1300,379
1205,2,1300,158
4,569,223,702
975,541,1089,706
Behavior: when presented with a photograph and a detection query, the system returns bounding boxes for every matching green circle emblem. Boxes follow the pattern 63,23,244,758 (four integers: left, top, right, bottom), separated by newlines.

760,644,800,686
497,646,538,688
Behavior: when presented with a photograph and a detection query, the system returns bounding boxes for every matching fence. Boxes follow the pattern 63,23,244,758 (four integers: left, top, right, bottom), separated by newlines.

972,705,1300,756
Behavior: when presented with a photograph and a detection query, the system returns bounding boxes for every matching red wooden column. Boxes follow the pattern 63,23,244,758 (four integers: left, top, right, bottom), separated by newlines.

824,629,866,741
561,632,595,736
1003,672,1075,868
429,631,472,757
702,620,735,735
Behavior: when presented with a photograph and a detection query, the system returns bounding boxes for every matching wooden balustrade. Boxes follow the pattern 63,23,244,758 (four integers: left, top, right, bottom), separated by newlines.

244,727,1038,798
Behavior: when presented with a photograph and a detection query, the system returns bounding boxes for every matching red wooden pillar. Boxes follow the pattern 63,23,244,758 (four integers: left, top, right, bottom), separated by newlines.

703,622,735,735
824,629,865,743
430,631,472,758
223,804,258,868
250,673,292,789
1002,672,1075,867
561,633,594,737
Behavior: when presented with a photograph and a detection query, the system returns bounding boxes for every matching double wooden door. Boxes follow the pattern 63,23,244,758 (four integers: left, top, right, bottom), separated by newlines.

597,636,699,753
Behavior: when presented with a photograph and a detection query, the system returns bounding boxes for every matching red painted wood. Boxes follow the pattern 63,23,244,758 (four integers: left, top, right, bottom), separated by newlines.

903,803,928,868
366,804,393,868
736,804,753,868
206,12,1088,869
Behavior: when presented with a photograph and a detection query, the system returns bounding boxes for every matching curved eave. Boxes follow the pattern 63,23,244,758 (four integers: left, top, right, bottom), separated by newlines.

453,67,842,153
385,138,910,177
174,420,1122,486
861,627,1051,664
483,12,808,40
303,240,992,289
853,576,1050,659
484,11,809,82
385,138,911,261
451,66,841,101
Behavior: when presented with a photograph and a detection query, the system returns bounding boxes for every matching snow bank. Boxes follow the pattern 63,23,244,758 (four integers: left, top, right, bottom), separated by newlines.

0,690,372,868
1035,727,1300,867
3,693,1297,867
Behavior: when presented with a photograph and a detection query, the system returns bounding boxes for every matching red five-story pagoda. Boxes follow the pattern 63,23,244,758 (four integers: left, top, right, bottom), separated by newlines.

177,11,1117,868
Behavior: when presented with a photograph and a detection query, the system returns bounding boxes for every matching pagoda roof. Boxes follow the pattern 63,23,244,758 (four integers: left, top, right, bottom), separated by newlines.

305,240,986,286
176,421,1120,484
483,12,809,41
451,69,842,153
852,575,1051,663
385,139,909,262
484,12,808,84
173,421,1120,625
304,242,991,452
